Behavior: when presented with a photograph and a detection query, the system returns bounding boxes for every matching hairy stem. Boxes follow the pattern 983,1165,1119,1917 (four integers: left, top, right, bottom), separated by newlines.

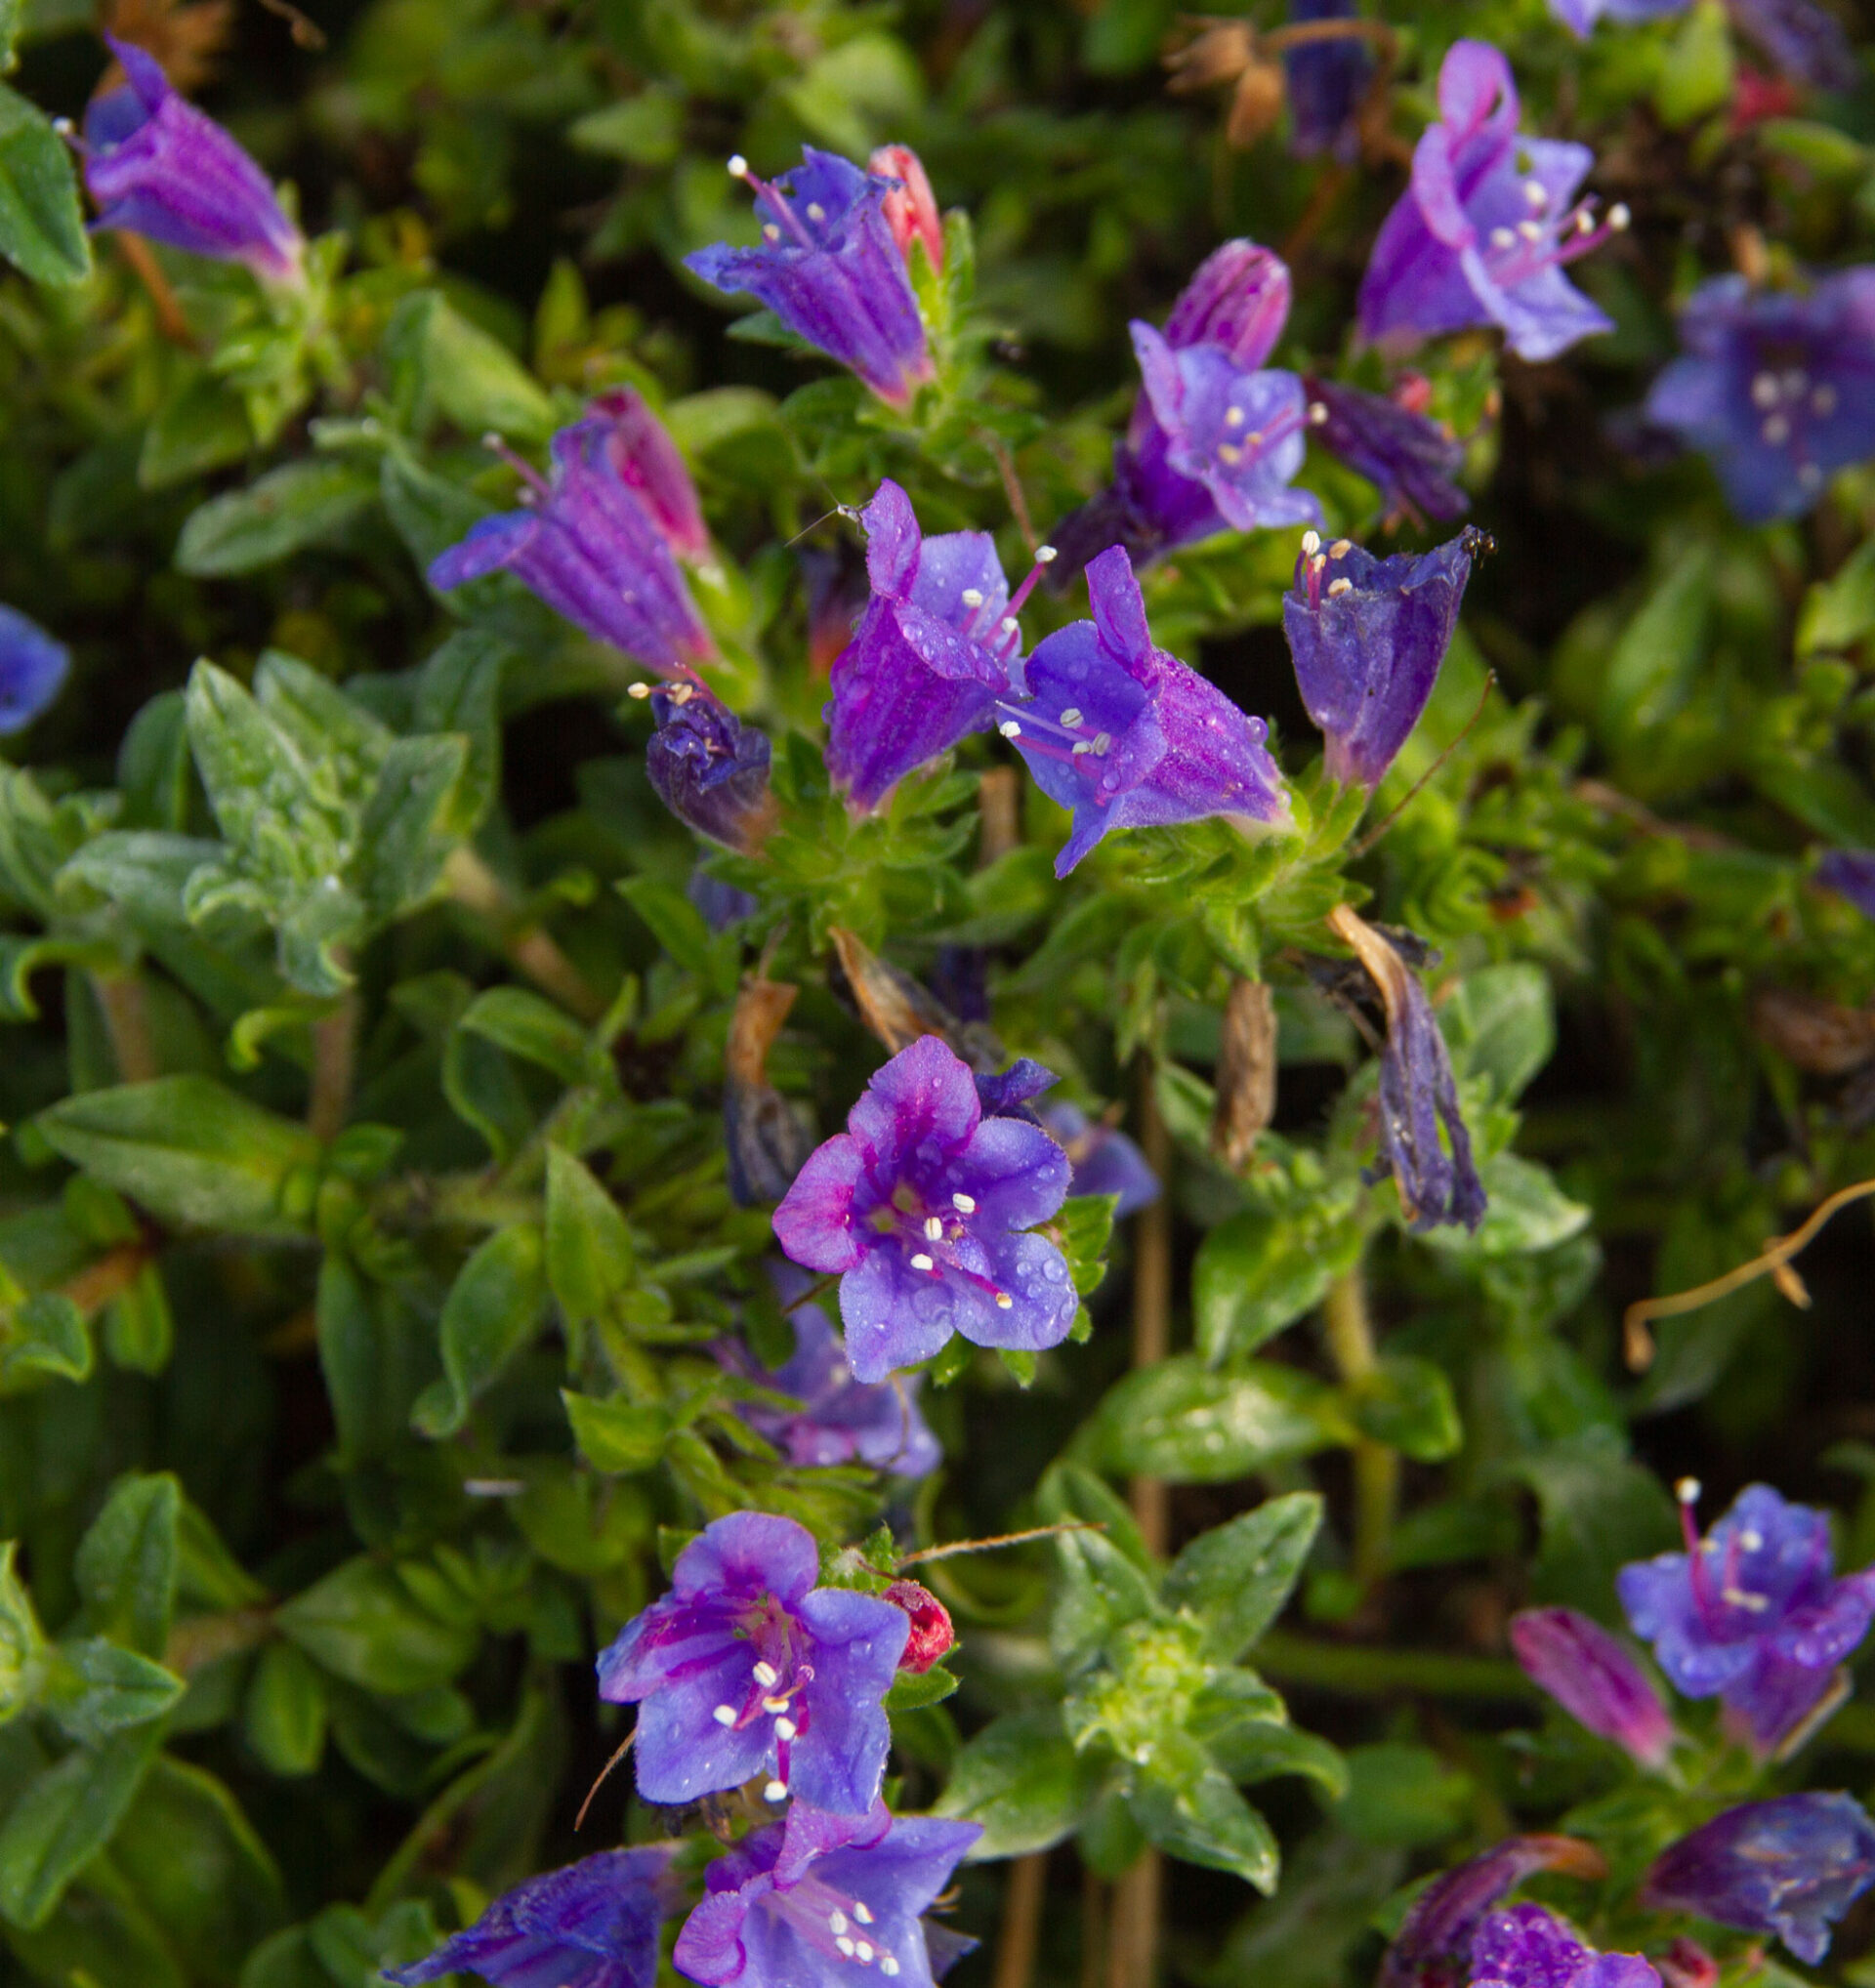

91,972,159,1084
442,847,605,1023
1323,1263,1396,1592
1106,1849,1161,1988
307,988,359,1142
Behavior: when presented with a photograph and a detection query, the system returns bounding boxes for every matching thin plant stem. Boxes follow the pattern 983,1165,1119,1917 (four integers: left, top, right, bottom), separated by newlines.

897,1520,1105,1568
1323,1263,1396,1592
1106,1848,1161,1988
114,235,196,349
442,847,605,1022
307,987,358,1142
61,1239,156,1315
992,1853,1049,1988
1348,671,1497,860
1128,1061,1172,1558
90,972,159,1084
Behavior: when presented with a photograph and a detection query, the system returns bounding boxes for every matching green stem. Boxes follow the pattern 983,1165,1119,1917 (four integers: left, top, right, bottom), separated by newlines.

442,847,605,1023
307,986,358,1142
1322,1264,1396,1592
91,971,158,1085
1256,1630,1537,1701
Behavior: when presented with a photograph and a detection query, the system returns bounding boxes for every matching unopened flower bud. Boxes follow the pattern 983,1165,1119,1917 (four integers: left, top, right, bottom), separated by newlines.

882,1580,955,1673
1509,1607,1675,1768
868,144,943,274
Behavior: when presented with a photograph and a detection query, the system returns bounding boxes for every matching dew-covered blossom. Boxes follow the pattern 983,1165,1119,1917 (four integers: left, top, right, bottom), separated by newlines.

595,1511,908,1813
384,1846,681,1988
687,150,934,408
1285,0,1370,161
0,606,70,734
999,545,1290,877
825,480,1040,811
1616,1480,1875,1750
430,418,713,678
1644,270,1875,523
869,145,943,273
83,36,304,282
1643,1793,1875,1964
1818,847,1875,919
644,685,774,852
580,389,710,563
720,1268,941,1476
673,1798,981,1988
881,1581,955,1673
1378,1835,1608,1988
1358,39,1621,363
1468,1904,1660,1988
1282,526,1484,790
1509,1607,1676,1768
772,1035,1077,1382
1302,375,1471,523
1036,1102,1160,1218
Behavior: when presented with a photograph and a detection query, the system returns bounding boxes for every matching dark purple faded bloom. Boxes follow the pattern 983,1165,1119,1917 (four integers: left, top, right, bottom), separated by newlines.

1509,1607,1676,1768
83,37,304,282
826,480,1034,812
1645,270,1875,523
725,980,812,1208
722,1268,941,1477
384,1846,681,1988
1643,1793,1875,1964
674,1798,981,1988
0,606,69,734
1616,1481,1875,1751
1469,1905,1660,1988
1037,1102,1159,1218
596,1510,908,1813
1303,375,1471,523
772,1035,1077,1384
999,545,1290,877
1282,526,1484,789
645,685,774,852
973,1057,1057,1122
1285,0,1370,161
1358,40,1620,363
687,150,934,408
580,389,709,562
1379,1836,1608,1988
430,420,713,679
1818,848,1875,919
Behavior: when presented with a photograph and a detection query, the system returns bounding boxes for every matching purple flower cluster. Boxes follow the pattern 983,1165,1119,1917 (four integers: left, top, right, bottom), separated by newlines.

1378,1835,1613,1988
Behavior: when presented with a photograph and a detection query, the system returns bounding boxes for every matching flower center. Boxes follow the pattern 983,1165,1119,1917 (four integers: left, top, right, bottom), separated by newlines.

882,1188,1016,1311
1210,397,1308,479
1479,181,1628,294
956,545,1059,664
707,1598,815,1800
766,1874,903,1975
1743,350,1834,494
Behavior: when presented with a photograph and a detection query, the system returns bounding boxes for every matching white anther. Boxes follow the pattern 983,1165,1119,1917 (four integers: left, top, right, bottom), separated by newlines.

764,1779,788,1802
1327,577,1354,598
1071,740,1094,755
1740,1530,1765,1551
667,681,694,704
1092,732,1111,755
961,588,984,607
1226,405,1244,427
1490,227,1516,250
924,1216,943,1241
995,1292,1013,1308
764,225,781,242
854,1904,874,1925
1060,706,1084,727
775,1716,798,1740
1517,219,1544,242
1752,372,1780,408
1575,208,1596,234
1524,179,1548,208
1608,202,1630,230
713,1704,738,1726
856,1944,875,1964
1676,1477,1702,1505
1217,441,1242,465
910,1253,935,1271
1763,415,1791,446
753,1661,780,1688
1035,544,1058,562
51,115,73,138
762,1695,790,1714
1329,538,1353,557
1000,616,1019,634
953,1193,977,1214
1723,1587,1771,1613
627,682,653,699
837,1938,857,1958
830,1911,851,1935
808,202,826,222
882,1962,900,1977
1814,385,1838,415
1309,401,1328,424
999,720,1021,738
1301,529,1321,557
728,154,750,178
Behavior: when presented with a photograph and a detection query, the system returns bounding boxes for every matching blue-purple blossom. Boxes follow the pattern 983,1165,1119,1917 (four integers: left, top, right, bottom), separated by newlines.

1644,270,1875,523
1282,526,1484,790
1357,40,1620,363
687,150,934,408
1379,1836,1610,1988
1818,848,1875,919
1303,375,1471,523
595,1511,908,1813
384,1846,681,1988
771,1034,1077,1384
999,545,1291,877
825,480,1029,812
1509,1607,1676,1768
1616,1481,1875,1751
1469,1905,1660,1988
430,416,713,679
83,37,304,282
645,686,773,851
1548,0,1688,35
721,1269,941,1476
1643,1793,1875,1964
673,1798,981,1988
1285,0,1370,161
0,606,69,734
1037,1103,1160,1218
582,389,710,562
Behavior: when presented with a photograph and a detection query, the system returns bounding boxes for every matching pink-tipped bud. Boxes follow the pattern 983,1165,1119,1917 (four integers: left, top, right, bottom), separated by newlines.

1393,370,1434,417
1657,1938,1719,1988
1510,1606,1676,1769
883,1579,954,1673
586,389,710,563
869,145,943,274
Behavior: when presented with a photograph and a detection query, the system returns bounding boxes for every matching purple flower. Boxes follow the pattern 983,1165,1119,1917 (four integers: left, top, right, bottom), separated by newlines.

0,606,69,733
1818,848,1875,918
1282,526,1484,790
721,1269,941,1476
1549,0,1688,35
1379,1835,1609,1988
83,37,304,282
673,1798,981,1988
595,1510,909,1813
1357,39,1620,363
384,1846,681,1988
825,481,1033,812
998,545,1290,877
686,150,934,408
645,685,774,851
430,417,713,679
1509,1607,1676,1768
1730,0,1856,90
1037,1102,1160,1219
1644,270,1875,523
1285,0,1371,161
1643,1793,1875,1964
1303,375,1471,524
771,1035,1077,1384
1469,1905,1660,1988
1616,1481,1875,1751
580,389,710,563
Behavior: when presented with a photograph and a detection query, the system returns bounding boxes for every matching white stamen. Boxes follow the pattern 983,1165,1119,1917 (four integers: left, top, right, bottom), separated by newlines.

753,1661,780,1688
1752,372,1780,408
854,1905,874,1925
712,1704,738,1726
837,1938,857,1958
924,1216,943,1241
856,1944,875,1964
1060,706,1084,727
1071,740,1094,755
1608,202,1630,230
952,1192,977,1214
961,588,984,607
1517,219,1543,242
764,225,781,242
1092,732,1111,755
1327,577,1353,598
666,681,694,705
1782,369,1809,399
881,1962,900,1978
1740,1530,1765,1551
764,1779,788,1802
627,682,653,699
728,154,750,178
830,1911,851,1935
1217,441,1242,465
762,1695,790,1713
775,1716,798,1740
1035,545,1058,563
1225,405,1244,427
1301,529,1321,556
1490,227,1517,250
1308,400,1328,424
1574,208,1595,234
1676,1477,1702,1505
807,202,826,222
1329,538,1353,558
998,720,1021,738
1000,616,1018,634
1763,414,1791,446
910,1253,935,1271
1723,1587,1771,1613
995,1292,1013,1308
1523,178,1548,208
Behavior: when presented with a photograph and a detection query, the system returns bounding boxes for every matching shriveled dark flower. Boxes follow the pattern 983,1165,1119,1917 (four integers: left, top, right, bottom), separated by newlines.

644,685,774,852
1284,0,1370,161
1303,375,1471,523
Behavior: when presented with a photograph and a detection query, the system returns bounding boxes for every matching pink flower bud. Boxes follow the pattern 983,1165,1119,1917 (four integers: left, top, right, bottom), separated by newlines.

1510,1606,1675,1768
883,1579,954,1672
869,145,943,274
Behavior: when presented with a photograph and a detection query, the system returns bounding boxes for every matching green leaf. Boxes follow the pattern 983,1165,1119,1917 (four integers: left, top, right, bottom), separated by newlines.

545,1147,636,1325
0,1542,45,1724
1082,1358,1348,1483
883,1664,959,1712
1052,1193,1116,1298
316,1252,429,1467
1345,1357,1463,1464
274,1559,476,1696
1799,535,1875,656
356,733,475,924
0,4,20,70
1509,1428,1681,1614
243,1643,326,1777
411,1224,547,1439
1599,544,1713,752
1193,1206,1364,1363
413,630,508,834
36,1078,323,1237
562,1391,669,1474
616,877,714,974
0,1724,160,1930
40,1640,183,1745
1127,1732,1279,1890
1051,1528,1161,1674
1655,0,1733,127
1206,1717,1347,1801
0,79,89,286
1424,1153,1590,1261
1438,965,1555,1104
1162,1495,1322,1663
103,1263,174,1378
140,373,252,489
932,1706,1096,1856
460,988,588,1084
174,461,378,577
384,292,558,444
74,1474,180,1659
0,1292,90,1390
1339,1742,1473,1848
